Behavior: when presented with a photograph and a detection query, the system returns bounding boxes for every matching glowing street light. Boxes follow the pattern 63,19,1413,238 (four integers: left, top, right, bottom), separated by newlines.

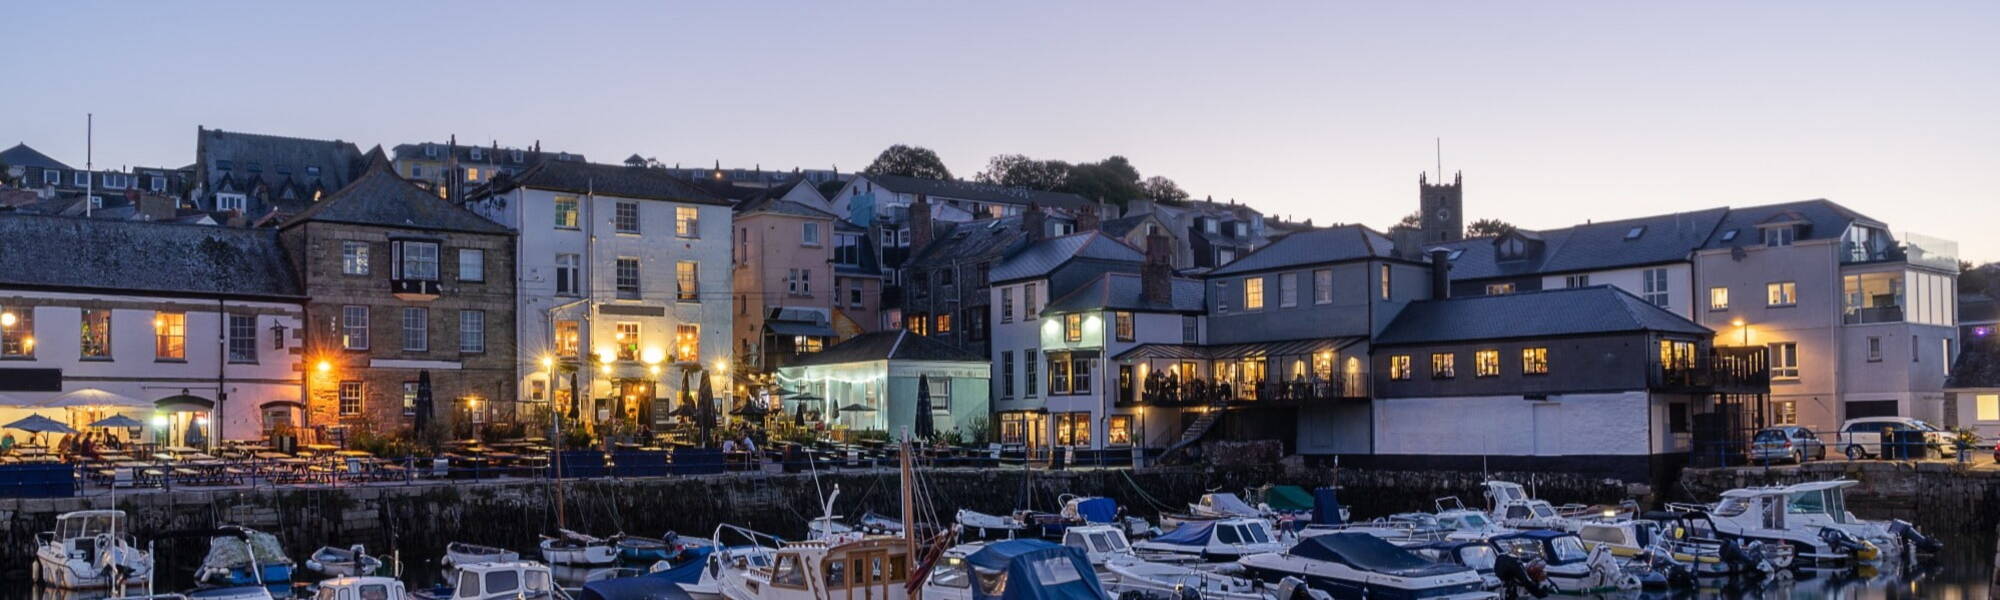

316,360,332,374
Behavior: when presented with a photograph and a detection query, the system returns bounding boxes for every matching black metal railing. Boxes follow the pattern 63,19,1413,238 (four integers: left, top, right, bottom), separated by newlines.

1132,374,1366,407
1652,347,1769,393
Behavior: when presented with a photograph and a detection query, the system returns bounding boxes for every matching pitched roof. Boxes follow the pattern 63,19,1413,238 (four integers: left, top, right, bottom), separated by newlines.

282,150,511,234
904,215,1030,270
0,213,300,298
1373,286,1711,346
788,330,985,367
198,128,364,193
1431,208,1729,281
863,174,1094,211
1042,272,1206,315
508,160,730,206
1699,199,1875,251
989,231,1144,284
1205,224,1394,276
1,143,70,170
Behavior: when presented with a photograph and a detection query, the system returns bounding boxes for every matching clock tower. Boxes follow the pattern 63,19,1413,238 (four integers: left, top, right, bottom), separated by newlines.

1419,171,1463,243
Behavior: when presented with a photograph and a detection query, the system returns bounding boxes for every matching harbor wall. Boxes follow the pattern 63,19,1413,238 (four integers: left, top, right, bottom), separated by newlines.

1676,461,2000,536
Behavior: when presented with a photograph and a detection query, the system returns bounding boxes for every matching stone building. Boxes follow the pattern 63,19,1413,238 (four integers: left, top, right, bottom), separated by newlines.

278,149,517,439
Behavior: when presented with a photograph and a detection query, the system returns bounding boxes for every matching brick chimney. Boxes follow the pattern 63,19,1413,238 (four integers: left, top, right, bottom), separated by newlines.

1429,248,1451,300
1023,202,1047,242
909,193,933,251
1143,233,1173,306
1076,203,1102,232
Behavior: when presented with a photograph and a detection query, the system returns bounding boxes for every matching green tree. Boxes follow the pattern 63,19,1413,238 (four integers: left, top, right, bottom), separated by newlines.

863,144,952,180
1141,176,1188,203
1961,261,2000,297
1394,211,1421,229
1466,218,1517,237
1058,156,1145,206
975,154,1069,190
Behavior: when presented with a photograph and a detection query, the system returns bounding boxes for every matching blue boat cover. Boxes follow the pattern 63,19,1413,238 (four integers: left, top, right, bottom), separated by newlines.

1073,497,1117,524
650,546,715,584
579,571,695,600
1311,487,1344,525
1290,533,1470,578
1148,521,1216,548
966,539,1108,600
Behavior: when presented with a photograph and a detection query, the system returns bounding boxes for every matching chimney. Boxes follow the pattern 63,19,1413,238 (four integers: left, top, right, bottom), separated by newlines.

1142,233,1173,305
909,193,934,251
1428,248,1451,300
1023,202,1047,242
1077,203,1102,232
136,194,177,221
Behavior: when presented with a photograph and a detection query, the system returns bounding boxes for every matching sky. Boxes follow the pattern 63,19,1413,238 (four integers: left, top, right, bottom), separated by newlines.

4,1,1996,261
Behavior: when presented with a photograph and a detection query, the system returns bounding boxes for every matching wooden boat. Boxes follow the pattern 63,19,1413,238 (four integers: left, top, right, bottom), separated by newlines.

306,545,382,577
443,542,520,567
542,529,619,566
918,540,1110,600
953,509,1025,540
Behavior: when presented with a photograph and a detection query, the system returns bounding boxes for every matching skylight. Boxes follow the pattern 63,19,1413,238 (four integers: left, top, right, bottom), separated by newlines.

1720,229,1738,242
1625,226,1646,240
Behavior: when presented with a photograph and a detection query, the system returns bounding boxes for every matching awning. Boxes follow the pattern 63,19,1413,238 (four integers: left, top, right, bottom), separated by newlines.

1114,337,1364,362
259,400,306,410
1113,344,1207,361
155,393,215,412
766,321,835,337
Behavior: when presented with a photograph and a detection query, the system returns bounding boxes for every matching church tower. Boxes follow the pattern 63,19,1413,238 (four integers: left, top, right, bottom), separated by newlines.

1419,171,1463,243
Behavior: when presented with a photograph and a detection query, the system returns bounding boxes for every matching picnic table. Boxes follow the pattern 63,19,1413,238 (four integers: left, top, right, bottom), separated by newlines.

254,452,292,460
335,450,373,458
301,444,340,455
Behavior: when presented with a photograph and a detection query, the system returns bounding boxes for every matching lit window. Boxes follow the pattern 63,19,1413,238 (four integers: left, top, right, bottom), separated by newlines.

676,261,699,302
1474,350,1500,377
936,313,953,333
1709,286,1729,311
615,322,641,360
1389,355,1412,380
555,320,580,357
1107,415,1133,446
676,206,700,238
342,306,369,350
676,324,699,359
614,202,640,234
1114,312,1134,342
1976,394,2000,422
402,307,428,351
339,381,363,416
80,308,112,358
342,241,370,275
154,312,186,360
465,167,480,182
0,306,32,358
1485,283,1515,295
1430,353,1455,379
554,196,579,228
1024,283,1039,319
1064,313,1082,342
1766,281,1797,307
1521,347,1548,375
1244,278,1264,310
616,257,641,299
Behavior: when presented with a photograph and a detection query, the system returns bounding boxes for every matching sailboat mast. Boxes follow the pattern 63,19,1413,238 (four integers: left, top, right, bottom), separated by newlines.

899,432,917,559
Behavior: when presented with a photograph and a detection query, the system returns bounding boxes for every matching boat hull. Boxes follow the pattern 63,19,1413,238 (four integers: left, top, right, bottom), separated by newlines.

542,540,619,566
34,552,154,590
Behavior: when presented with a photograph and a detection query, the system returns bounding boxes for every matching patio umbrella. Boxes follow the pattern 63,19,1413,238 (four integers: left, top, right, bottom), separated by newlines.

88,415,143,429
794,402,807,427
43,388,149,409
0,392,35,407
731,401,770,418
565,370,581,421
698,370,716,447
5,414,77,435
413,370,434,434
913,375,935,441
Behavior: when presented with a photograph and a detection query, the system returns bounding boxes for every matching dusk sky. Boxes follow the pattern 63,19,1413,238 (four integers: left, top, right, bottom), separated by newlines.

5,1,1995,260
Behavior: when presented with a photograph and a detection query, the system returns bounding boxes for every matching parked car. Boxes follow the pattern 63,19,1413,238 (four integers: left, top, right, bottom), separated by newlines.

1838,417,1957,459
1749,426,1825,463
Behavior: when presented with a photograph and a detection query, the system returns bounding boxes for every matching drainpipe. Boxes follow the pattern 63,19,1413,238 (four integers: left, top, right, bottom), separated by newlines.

217,297,227,445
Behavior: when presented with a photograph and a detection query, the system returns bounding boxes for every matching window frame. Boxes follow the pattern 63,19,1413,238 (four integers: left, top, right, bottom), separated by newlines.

1389,355,1412,380
1430,352,1456,379
401,307,429,352
459,310,486,354
614,201,641,234
457,248,485,282
1769,342,1800,380
1279,272,1298,308
79,308,112,359
1243,277,1264,310
675,206,700,238
338,381,364,416
1709,286,1729,311
555,253,581,296
1474,349,1500,377
676,260,700,302
1063,313,1082,343
801,222,821,246
1521,347,1549,375
553,196,580,229
1114,311,1134,342
395,240,441,281
1766,281,1797,307
615,257,642,300
342,241,370,276
154,311,186,361
342,305,369,350
1313,269,1333,304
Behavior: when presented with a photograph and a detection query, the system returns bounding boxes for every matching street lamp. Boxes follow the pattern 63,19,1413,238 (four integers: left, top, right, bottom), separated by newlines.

1731,318,1749,347
316,360,332,374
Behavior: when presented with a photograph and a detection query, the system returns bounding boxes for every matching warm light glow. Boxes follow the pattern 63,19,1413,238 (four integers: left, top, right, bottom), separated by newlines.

21,336,33,350
0,312,15,328
613,331,625,341
1730,318,1746,327
713,358,730,373
595,346,616,363
540,356,555,369
316,360,332,374
640,347,666,365
150,415,168,429
153,317,164,330
1602,509,1617,519
194,417,210,427
600,364,613,375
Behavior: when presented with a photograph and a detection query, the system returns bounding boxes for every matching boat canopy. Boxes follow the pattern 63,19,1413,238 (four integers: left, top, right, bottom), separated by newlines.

1288,533,1468,578
964,539,1107,600
1265,485,1314,512
1204,493,1259,517
1311,487,1344,525
203,528,290,568
1069,497,1117,524
579,571,695,600
1148,521,1216,547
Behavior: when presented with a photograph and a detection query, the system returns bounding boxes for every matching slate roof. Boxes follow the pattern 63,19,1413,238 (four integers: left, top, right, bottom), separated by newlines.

282,149,511,234
198,128,364,193
1948,338,2000,389
788,330,985,367
1373,285,1711,346
903,215,1030,270
989,231,1144,284
864,174,1093,211
736,182,836,219
1205,224,1395,276
389,142,583,166
1430,208,1729,281
1042,272,1206,315
1099,215,1152,237
506,160,730,206
1,143,70,170
1699,199,1875,251
0,213,300,298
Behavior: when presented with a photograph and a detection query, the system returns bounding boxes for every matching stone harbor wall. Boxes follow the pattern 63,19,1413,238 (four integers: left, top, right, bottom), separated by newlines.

1677,461,2000,536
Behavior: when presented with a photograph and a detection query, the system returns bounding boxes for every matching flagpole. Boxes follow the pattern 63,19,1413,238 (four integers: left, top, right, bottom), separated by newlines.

85,113,94,217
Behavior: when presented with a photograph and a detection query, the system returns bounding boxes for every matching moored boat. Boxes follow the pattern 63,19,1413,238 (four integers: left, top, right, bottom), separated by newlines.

306,545,382,578
33,510,154,590
443,542,520,568
918,539,1109,600
195,527,296,589
1238,532,1495,600
1132,517,1288,562
1489,530,1639,594
542,530,619,566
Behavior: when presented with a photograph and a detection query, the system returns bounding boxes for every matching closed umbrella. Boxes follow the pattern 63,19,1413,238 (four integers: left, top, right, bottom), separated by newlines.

698,370,716,447
794,402,808,427
565,369,581,421
913,375,935,441
88,415,143,429
5,414,77,435
414,370,434,434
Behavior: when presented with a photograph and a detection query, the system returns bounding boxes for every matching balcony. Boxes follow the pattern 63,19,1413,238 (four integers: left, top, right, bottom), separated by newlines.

1126,375,1367,408
1652,346,1769,394
391,278,443,301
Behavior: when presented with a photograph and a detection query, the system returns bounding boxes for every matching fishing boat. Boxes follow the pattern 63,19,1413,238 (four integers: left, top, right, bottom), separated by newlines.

1131,517,1288,561
953,509,1025,540
195,527,296,589
854,512,905,535
311,576,407,600
1672,479,1936,566
918,539,1109,600
443,542,521,568
33,510,155,589
1058,524,1269,600
543,530,620,566
1238,532,1495,600
306,545,383,577
411,560,566,600
1488,530,1639,594
709,526,915,600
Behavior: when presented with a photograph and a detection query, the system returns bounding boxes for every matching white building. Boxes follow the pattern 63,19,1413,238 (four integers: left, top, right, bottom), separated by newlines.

0,214,305,442
468,160,734,427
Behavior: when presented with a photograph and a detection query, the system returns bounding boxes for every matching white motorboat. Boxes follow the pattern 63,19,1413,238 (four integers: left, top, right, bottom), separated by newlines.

1059,525,1269,600
1131,517,1288,561
33,510,154,589
413,561,566,600
1489,530,1639,594
1238,532,1495,600
1674,479,1932,566
443,542,520,567
954,509,1025,539
311,576,406,600
306,545,382,578
1303,502,1512,547
541,530,619,566
663,544,773,600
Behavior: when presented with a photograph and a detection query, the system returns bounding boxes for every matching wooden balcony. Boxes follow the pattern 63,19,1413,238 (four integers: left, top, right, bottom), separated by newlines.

1652,346,1769,394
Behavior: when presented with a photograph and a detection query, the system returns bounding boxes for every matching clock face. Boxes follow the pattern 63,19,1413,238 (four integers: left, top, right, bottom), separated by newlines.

1436,208,1452,221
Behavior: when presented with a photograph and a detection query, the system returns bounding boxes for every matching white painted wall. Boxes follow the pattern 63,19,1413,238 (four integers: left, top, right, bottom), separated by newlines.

1538,263,1694,318
1372,391,1656,456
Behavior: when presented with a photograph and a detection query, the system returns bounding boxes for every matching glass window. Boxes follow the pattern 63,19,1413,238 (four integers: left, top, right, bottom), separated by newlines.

339,381,363,416
1279,273,1298,307
403,382,418,416
342,241,370,275
1709,286,1729,310
402,307,428,351
556,320,580,357
80,308,112,358
615,257,641,299
1024,283,1039,319
676,324,699,359
1025,349,1039,396
1770,342,1799,379
154,311,185,360
1841,273,1904,324
459,310,485,353
1114,312,1134,342
1107,415,1133,445
1565,274,1590,288
1064,313,1082,342
1485,282,1515,295
485,571,519,595
675,206,699,238
1314,269,1333,304
458,249,484,282
6,306,42,357
1521,347,1548,375
1182,315,1198,343
1765,226,1795,247
614,201,640,233
936,313,952,333
1243,277,1264,310
1430,353,1455,378
555,254,580,296
677,261,699,302
1642,268,1669,306
1380,264,1392,299
342,306,369,350
554,196,579,228
1976,395,2000,422
1767,281,1797,306
1774,400,1798,425
802,222,821,246
397,241,439,280
616,322,640,360
1474,349,1499,377
1390,355,1412,380
1001,288,1014,324
1001,351,1015,397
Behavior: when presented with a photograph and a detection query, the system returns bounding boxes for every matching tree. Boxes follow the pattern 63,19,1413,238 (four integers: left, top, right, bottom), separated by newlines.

1961,261,2000,297
975,154,1069,190
1466,218,1517,238
1058,156,1146,206
863,144,952,180
1394,211,1421,229
1140,176,1188,203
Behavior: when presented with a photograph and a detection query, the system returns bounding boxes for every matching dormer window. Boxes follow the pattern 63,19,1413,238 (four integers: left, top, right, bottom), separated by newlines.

1763,226,1796,247
424,144,438,158
1624,226,1646,240
1204,219,1218,234
511,149,524,162
469,147,484,161
1498,236,1526,259
1233,222,1247,237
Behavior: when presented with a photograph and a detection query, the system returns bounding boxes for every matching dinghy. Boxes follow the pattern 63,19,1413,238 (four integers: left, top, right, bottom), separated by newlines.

954,509,1026,540
443,542,519,567
1238,533,1495,600
855,511,905,535
306,545,382,577
542,529,619,566
195,527,296,589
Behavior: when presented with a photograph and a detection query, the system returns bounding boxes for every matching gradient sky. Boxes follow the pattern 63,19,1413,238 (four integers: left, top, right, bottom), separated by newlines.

4,1,1995,261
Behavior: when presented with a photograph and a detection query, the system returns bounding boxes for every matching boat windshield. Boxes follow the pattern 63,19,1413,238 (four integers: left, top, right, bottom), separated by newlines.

1088,531,1127,553
1446,514,1491,529
1786,490,1830,516
524,570,552,596
485,570,520,597
1029,557,1083,584
1459,545,1497,570
928,559,970,589
1548,536,1588,563
975,567,1008,596
57,513,122,539
455,571,482,599
1529,504,1556,518
1495,538,1542,561
1216,525,1241,544
1712,497,1750,517
1242,523,1273,544
357,584,393,600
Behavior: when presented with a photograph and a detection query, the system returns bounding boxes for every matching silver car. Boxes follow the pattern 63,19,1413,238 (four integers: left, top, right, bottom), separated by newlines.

1749,426,1825,463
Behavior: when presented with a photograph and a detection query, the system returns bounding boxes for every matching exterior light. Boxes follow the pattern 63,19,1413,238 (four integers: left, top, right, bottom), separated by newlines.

596,346,616,363
21,336,32,350
150,415,169,429
648,365,661,375
541,356,555,370
641,347,666,365
195,416,210,427
1730,318,1746,328
316,360,332,374
153,317,164,330
1602,509,1617,519
714,358,730,374
0,312,14,328
600,364,613,375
